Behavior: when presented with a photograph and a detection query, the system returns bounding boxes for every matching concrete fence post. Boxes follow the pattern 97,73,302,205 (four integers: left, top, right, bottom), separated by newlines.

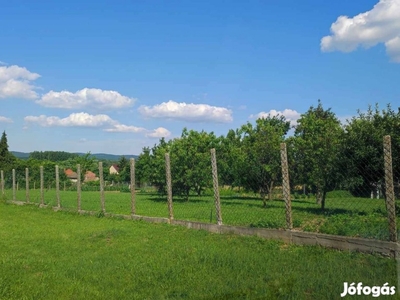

0,170,4,196
25,168,29,203
165,153,174,220
210,148,222,225
12,169,16,201
56,165,60,208
99,162,105,213
280,143,293,229
40,166,44,205
383,135,397,242
130,158,136,216
77,164,81,211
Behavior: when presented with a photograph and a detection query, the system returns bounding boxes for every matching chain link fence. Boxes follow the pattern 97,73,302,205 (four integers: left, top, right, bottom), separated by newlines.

1,135,399,242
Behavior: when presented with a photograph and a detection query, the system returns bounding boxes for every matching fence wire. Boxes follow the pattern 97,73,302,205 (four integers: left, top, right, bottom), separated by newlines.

1,134,399,242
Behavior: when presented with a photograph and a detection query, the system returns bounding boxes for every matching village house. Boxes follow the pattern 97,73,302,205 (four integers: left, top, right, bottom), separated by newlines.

84,170,99,182
109,164,119,175
64,168,78,183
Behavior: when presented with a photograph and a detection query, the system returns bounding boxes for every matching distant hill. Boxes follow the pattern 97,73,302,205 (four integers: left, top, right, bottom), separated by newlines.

11,151,138,161
11,151,30,159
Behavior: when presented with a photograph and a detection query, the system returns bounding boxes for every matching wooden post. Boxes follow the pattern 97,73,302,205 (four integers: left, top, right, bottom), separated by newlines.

1,170,4,196
99,162,105,212
56,165,60,208
130,158,136,215
165,153,173,220
77,164,81,211
25,168,29,203
210,148,222,225
280,143,293,229
12,169,16,201
383,135,397,242
40,166,44,205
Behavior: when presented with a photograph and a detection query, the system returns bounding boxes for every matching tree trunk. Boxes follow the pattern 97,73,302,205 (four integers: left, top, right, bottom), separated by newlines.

268,181,274,201
321,191,327,210
261,188,267,207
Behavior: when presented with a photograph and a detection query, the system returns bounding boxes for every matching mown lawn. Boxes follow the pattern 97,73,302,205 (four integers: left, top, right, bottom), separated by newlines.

0,202,398,299
2,188,397,240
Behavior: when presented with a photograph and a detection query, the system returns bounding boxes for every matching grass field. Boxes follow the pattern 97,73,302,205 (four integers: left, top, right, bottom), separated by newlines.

1,188,397,241
0,202,398,299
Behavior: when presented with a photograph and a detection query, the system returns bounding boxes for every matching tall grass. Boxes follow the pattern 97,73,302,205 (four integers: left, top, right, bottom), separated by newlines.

0,202,397,299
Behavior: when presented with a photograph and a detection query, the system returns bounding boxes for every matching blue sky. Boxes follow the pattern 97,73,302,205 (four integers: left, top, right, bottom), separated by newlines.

1,0,399,155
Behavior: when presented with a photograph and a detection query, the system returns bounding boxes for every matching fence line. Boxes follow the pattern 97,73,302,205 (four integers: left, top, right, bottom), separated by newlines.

0,135,398,255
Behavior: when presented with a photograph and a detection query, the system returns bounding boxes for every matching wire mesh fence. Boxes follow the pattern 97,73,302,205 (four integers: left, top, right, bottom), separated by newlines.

1,134,399,242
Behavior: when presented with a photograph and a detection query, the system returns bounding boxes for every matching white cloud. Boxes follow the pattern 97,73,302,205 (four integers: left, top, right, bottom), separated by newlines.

0,61,7,66
24,112,171,138
146,127,172,138
38,88,136,110
250,109,301,126
0,116,13,123
24,112,117,127
138,100,233,123
0,65,40,99
321,0,400,62
104,124,147,133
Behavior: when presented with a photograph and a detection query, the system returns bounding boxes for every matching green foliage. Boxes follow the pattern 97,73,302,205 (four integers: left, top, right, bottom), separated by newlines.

0,131,17,173
238,115,290,206
342,103,400,197
29,151,79,162
292,100,344,210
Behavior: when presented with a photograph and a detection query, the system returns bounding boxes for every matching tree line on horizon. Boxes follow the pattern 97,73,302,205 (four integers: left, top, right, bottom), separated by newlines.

1,101,399,210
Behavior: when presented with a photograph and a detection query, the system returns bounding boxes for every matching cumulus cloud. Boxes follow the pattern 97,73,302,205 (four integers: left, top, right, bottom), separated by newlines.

146,127,172,138
24,112,171,138
104,124,147,133
24,112,117,127
250,109,301,126
0,65,40,99
37,88,136,110
138,100,233,123
321,0,400,62
0,116,13,123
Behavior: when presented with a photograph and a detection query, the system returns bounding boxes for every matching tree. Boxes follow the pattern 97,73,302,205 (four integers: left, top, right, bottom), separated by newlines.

238,115,290,207
136,147,152,187
0,131,16,173
71,152,97,182
293,100,344,210
342,104,400,198
169,128,217,200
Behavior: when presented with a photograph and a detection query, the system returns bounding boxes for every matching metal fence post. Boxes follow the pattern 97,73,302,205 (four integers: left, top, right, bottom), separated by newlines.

280,143,293,229
210,148,222,225
165,153,174,220
383,135,397,242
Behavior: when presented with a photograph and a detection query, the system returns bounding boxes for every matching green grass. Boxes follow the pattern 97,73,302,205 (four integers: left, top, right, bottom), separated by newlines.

1,188,397,240
0,202,398,299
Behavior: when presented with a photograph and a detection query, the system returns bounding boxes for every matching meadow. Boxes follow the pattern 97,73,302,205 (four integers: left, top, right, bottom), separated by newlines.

1,187,396,241
0,201,398,299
